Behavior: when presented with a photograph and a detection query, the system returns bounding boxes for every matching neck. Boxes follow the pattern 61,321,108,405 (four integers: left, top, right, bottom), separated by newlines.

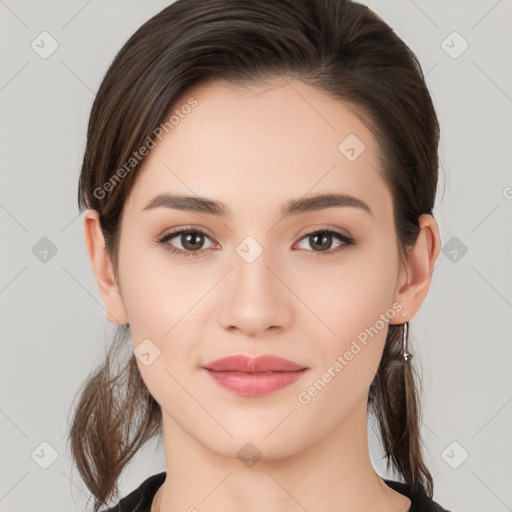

154,399,410,512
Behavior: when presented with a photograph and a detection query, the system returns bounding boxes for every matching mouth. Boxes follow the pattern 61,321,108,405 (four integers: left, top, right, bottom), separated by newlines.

201,354,309,397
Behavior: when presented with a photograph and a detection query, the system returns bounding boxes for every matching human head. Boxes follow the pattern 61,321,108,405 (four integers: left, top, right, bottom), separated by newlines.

69,1,441,509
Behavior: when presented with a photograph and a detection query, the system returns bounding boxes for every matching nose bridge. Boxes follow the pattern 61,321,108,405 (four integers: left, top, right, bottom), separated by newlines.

237,237,273,289
218,232,291,334
232,232,279,303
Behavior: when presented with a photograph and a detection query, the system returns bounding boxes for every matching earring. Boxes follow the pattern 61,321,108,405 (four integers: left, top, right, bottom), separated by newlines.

402,321,412,362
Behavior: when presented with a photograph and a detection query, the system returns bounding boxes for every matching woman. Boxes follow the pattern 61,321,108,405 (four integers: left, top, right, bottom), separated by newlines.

69,0,451,510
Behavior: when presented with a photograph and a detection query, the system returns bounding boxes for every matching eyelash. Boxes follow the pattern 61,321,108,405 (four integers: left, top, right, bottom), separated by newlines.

156,226,356,259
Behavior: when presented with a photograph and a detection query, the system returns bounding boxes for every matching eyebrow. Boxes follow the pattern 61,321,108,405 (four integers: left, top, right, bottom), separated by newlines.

142,192,373,218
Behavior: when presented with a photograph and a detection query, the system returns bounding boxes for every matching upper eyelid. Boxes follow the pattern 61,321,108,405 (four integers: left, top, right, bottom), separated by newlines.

159,226,217,244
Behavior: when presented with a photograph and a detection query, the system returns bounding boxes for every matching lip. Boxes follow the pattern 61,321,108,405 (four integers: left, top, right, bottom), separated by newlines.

202,354,307,372
201,355,309,397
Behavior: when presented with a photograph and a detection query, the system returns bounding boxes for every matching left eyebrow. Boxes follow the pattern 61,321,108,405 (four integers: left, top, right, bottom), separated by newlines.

142,192,373,218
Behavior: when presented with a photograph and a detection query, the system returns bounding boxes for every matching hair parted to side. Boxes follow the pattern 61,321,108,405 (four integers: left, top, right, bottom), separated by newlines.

69,0,440,509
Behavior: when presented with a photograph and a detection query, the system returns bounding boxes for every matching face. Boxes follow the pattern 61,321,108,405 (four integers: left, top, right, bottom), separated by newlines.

112,79,406,460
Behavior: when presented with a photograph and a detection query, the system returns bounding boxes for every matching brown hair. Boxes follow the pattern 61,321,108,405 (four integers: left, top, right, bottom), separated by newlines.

69,0,440,509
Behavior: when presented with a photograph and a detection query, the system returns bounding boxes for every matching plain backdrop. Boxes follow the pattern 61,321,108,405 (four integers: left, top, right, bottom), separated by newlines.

0,1,511,511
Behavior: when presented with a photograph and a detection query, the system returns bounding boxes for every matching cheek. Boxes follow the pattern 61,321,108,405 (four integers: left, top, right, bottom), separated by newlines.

302,243,398,341
300,236,399,388
117,244,207,382
117,237,186,339
296,274,395,413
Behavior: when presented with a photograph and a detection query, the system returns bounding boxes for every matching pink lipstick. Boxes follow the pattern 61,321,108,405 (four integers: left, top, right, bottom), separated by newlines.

202,354,309,397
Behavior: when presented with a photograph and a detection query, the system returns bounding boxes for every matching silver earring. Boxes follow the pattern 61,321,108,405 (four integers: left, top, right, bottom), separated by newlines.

402,321,412,362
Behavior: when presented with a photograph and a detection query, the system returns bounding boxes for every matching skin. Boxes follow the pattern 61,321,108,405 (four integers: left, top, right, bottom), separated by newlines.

84,78,440,512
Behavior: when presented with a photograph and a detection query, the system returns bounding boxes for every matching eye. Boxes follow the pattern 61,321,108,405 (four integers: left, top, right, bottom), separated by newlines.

156,226,356,258
294,228,356,257
156,228,215,258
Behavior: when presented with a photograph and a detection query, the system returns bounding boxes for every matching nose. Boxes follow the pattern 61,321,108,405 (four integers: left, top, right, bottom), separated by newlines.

217,243,293,337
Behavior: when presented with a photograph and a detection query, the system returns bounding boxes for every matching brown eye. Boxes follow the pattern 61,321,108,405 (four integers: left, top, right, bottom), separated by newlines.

157,228,214,257
295,229,355,256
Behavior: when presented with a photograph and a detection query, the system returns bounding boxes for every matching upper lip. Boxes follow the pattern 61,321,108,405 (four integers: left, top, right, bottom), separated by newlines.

202,355,307,373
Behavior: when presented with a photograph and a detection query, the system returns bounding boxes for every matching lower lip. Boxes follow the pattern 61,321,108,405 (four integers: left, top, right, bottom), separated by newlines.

203,369,308,397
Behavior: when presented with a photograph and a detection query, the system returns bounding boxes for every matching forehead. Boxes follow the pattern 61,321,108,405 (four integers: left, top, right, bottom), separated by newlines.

124,79,392,221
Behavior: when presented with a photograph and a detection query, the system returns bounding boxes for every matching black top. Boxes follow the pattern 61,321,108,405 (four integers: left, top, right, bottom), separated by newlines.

104,471,452,512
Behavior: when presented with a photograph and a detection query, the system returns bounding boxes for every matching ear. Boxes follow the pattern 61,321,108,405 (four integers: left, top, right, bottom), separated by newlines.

83,209,128,326
390,214,441,324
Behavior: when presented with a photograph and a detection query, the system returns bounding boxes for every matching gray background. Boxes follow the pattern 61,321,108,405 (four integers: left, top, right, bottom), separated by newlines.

0,0,511,511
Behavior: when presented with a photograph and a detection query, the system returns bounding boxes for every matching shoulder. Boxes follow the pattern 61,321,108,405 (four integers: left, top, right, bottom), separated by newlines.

104,471,166,512
384,479,453,512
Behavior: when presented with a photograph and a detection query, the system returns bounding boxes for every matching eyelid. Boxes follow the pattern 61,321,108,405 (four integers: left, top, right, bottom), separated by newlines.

294,223,353,241
156,225,213,241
